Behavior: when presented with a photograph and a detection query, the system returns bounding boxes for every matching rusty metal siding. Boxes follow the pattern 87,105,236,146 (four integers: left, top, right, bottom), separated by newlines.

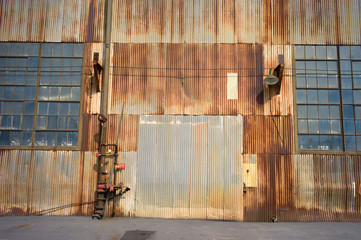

81,114,100,151
135,115,243,220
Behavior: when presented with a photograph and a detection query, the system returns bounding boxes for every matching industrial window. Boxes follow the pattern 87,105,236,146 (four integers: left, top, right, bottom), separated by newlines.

0,42,83,147
295,45,361,151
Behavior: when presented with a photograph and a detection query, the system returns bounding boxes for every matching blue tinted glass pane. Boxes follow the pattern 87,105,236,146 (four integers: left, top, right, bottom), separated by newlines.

341,75,352,89
40,72,49,85
298,136,308,149
319,106,329,119
38,102,48,115
308,120,319,133
307,75,317,88
56,132,67,146
38,86,48,100
49,87,59,101
72,58,82,71
296,75,306,88
14,87,25,100
307,90,318,103
356,106,361,119
341,60,351,74
298,120,308,133
296,61,305,74
327,46,337,59
318,75,328,88
25,86,36,100
28,57,38,70
16,72,26,85
12,116,21,129
22,131,32,145
0,43,8,55
5,71,16,84
320,135,331,150
4,86,14,100
308,105,318,119
0,86,3,99
331,120,341,134
345,136,356,150
24,101,34,115
357,136,361,151
13,102,23,115
343,105,354,119
58,117,67,129
354,75,361,88
0,57,5,68
26,72,37,85
330,106,340,119
60,87,70,100
344,120,355,134
1,116,12,128
340,46,350,59
62,58,72,71
42,43,52,56
35,132,46,146
331,135,343,150
47,116,57,129
51,58,61,71
36,116,47,130
297,105,307,118
342,90,353,104
0,131,10,145
73,44,83,57
328,62,338,74
61,72,71,85
2,102,13,114
50,72,61,85
17,58,27,70
71,72,81,86
68,132,78,146
8,43,18,56
351,47,361,59
48,102,58,115
70,87,81,101
46,132,56,146
63,44,72,57
52,44,62,57
318,90,329,104
68,117,78,130
10,131,21,145
306,46,316,59
295,46,304,58
306,61,316,73
354,90,361,104
41,58,51,71
59,103,69,115
28,43,40,56
329,90,340,104
320,120,330,133
356,120,361,134
69,103,79,115
328,75,338,88
309,135,320,149
23,116,33,130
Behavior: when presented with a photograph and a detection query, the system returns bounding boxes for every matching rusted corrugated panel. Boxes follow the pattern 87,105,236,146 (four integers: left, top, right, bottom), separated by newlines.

84,0,105,42
81,114,100,151
136,115,243,220
106,114,139,152
272,0,290,44
0,150,98,216
243,115,293,154
293,155,361,221
263,44,293,116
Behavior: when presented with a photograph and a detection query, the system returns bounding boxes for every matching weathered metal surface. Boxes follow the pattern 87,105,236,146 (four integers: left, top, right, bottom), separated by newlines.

243,115,294,154
0,0,105,42
81,114,100,151
135,115,243,220
0,150,97,216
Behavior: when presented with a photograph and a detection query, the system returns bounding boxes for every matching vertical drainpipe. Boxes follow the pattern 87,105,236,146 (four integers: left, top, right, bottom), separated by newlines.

101,0,112,144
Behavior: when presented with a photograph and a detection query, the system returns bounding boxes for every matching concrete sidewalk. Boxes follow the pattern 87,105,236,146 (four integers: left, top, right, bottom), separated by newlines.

0,216,360,240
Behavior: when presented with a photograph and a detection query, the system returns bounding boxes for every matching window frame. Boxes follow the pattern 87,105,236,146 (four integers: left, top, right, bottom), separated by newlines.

0,42,84,150
293,45,361,154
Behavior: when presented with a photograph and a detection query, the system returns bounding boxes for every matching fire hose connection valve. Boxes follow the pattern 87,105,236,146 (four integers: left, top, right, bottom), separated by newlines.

115,163,125,170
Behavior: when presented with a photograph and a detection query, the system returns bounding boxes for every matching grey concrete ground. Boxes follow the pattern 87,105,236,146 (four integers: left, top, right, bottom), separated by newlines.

0,216,360,240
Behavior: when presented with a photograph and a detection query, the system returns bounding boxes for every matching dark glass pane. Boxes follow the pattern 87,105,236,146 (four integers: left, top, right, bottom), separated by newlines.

50,72,61,85
36,116,47,129
52,44,62,57
319,105,329,119
41,58,51,71
68,132,78,146
308,105,318,119
308,120,319,133
70,87,81,101
18,44,28,56
298,120,308,133
22,131,32,145
69,103,79,115
38,86,48,100
73,44,83,57
28,57,38,70
341,75,352,89
340,46,350,59
351,46,361,59
327,46,337,59
0,71,5,85
56,132,67,146
14,87,25,100
306,75,317,88
343,105,354,119
341,60,351,74
28,43,40,56
62,58,72,71
344,120,355,134
10,131,21,145
48,102,58,115
328,75,338,88
63,44,73,57
329,90,340,104
71,72,81,86
331,135,343,150
296,75,306,88
331,120,341,134
356,120,361,134
38,102,48,115
356,106,361,119
16,71,26,85
0,131,10,145
46,132,56,146
13,102,23,115
345,136,356,150
42,43,52,56
320,135,331,150
17,58,27,70
309,135,320,149
297,105,307,118
25,86,36,100
35,132,46,146
295,46,305,59
330,106,341,119
0,43,8,55
353,90,361,104
26,72,37,85
72,58,82,71
4,86,14,99
342,90,353,104
296,61,305,74
298,135,308,149
5,71,16,84
51,58,61,71
320,120,330,133
316,46,326,59
0,57,6,68
357,136,361,151
307,90,318,103
68,117,78,130
40,72,49,85
318,90,329,104
47,116,57,129
0,86,3,99
12,116,21,129
24,101,34,115
1,116,12,128
59,103,69,115
2,102,13,114
354,75,361,88
8,43,18,56
23,116,33,130
58,117,67,129
305,46,315,59
317,75,328,88
61,72,71,85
